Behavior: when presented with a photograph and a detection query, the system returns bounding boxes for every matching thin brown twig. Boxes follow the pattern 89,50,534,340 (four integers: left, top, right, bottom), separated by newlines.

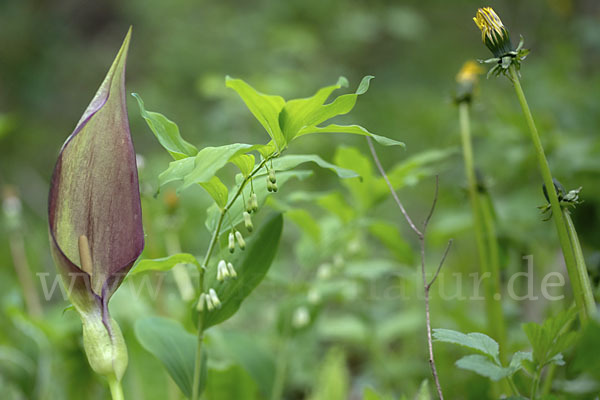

366,136,450,400
366,137,422,238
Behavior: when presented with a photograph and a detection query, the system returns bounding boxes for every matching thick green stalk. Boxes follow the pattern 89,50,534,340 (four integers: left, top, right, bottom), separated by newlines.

191,157,272,399
509,65,592,321
458,103,507,354
108,376,124,400
530,367,541,400
563,210,596,315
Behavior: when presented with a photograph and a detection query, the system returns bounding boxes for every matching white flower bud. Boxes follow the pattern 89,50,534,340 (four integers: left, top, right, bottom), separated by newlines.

292,306,310,329
317,263,332,280
227,262,237,278
197,293,206,311
235,231,246,250
228,232,235,253
244,211,253,232
209,288,221,309
250,193,258,212
307,288,321,304
217,260,228,281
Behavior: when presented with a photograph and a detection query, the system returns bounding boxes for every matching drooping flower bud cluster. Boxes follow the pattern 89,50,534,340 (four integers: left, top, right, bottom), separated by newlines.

197,288,222,311
216,259,237,281
267,168,278,192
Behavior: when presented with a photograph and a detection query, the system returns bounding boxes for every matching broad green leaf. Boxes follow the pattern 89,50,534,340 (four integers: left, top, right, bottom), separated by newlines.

296,124,404,147
279,76,349,141
334,146,388,210
433,329,500,362
415,380,431,400
132,93,198,160
158,157,195,188
507,351,533,375
202,213,283,328
285,208,321,242
309,348,348,400
368,221,415,264
200,176,229,208
225,77,286,150
181,143,254,190
295,76,373,134
230,153,255,177
387,148,457,187
204,363,260,400
129,253,199,277
205,170,313,231
265,154,359,179
211,330,276,398
455,354,509,381
363,387,393,400
317,191,356,222
134,317,205,398
522,308,578,366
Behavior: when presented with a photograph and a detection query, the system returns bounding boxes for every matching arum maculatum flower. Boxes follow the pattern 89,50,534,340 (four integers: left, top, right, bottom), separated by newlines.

473,7,529,77
48,28,143,382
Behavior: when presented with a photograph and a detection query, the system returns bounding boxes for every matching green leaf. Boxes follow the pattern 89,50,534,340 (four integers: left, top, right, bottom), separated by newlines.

317,191,356,223
132,93,198,160
285,208,321,242
226,77,286,150
433,329,500,362
129,253,199,277
455,354,510,381
266,154,359,179
181,143,254,190
522,308,578,366
204,363,260,400
205,170,313,232
294,76,373,135
134,317,205,398
202,213,283,328
507,351,533,376
230,154,255,177
158,157,195,188
200,176,229,208
363,387,393,400
296,123,404,147
415,380,431,400
279,77,348,141
368,221,415,264
309,348,349,400
211,330,276,398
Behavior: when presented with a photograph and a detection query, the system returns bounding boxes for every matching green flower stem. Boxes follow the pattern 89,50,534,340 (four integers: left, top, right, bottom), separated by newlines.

530,366,542,400
191,156,273,400
270,335,290,400
563,209,596,315
458,102,507,355
108,376,124,400
509,65,592,321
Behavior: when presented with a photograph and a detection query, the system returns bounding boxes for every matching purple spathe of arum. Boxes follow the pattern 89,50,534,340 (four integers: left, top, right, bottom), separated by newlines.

48,27,144,336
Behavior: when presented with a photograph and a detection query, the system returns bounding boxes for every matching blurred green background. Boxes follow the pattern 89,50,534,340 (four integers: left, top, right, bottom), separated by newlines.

1,0,600,399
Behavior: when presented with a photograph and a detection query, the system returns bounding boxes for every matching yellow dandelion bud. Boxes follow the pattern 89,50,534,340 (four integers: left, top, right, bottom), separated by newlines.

473,7,513,57
455,60,484,103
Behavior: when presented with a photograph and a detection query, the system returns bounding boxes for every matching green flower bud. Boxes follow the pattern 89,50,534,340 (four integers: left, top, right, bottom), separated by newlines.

235,231,246,250
271,182,278,192
250,193,259,212
267,179,274,192
81,312,128,382
244,211,254,232
228,232,235,253
268,169,277,184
